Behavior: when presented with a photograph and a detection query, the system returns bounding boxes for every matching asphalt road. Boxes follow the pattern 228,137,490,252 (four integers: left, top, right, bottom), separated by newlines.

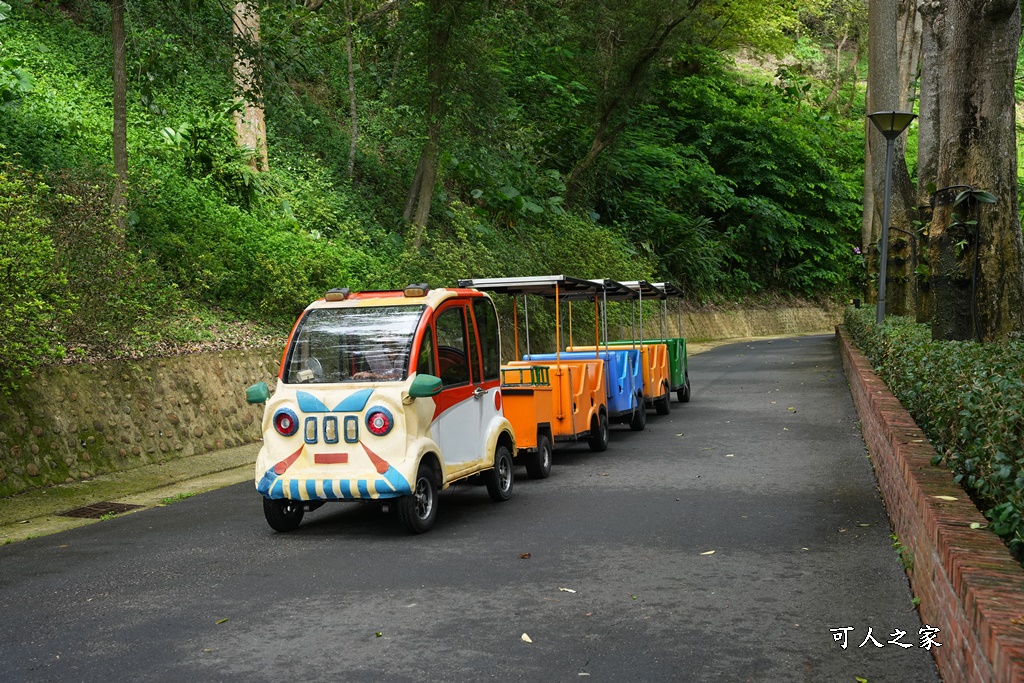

0,335,941,682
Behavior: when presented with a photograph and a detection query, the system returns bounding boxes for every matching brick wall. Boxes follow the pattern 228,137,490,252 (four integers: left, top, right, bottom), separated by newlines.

837,327,1024,682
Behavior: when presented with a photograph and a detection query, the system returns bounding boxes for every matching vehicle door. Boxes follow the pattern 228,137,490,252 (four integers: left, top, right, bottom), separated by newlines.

470,297,503,441
431,300,486,471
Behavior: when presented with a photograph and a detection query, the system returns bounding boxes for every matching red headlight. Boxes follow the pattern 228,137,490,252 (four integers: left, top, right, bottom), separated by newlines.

273,408,299,436
365,407,394,436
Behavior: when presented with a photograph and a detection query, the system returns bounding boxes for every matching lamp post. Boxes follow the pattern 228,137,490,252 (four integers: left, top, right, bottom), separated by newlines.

867,110,916,325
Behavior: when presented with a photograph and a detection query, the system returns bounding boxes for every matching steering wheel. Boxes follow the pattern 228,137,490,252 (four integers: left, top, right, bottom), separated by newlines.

305,357,324,382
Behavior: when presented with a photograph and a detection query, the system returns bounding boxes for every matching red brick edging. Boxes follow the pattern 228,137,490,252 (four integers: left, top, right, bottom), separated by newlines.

837,327,1024,682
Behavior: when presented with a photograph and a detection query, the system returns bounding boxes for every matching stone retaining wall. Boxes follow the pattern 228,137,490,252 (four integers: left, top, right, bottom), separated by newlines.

0,349,279,497
837,327,1024,682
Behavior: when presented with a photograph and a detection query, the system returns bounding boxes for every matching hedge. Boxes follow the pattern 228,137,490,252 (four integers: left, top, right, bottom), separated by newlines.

844,307,1024,562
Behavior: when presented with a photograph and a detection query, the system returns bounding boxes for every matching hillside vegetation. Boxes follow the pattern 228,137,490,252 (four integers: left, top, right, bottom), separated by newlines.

0,0,866,387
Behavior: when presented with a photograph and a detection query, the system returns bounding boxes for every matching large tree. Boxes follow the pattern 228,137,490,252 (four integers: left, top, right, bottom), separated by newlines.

111,0,127,238
926,0,1024,341
233,1,268,170
863,0,917,316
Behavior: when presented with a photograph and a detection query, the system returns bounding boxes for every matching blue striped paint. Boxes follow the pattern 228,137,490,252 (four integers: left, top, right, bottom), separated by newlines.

380,466,411,494
305,480,318,498
289,480,300,499
323,480,335,498
357,480,371,498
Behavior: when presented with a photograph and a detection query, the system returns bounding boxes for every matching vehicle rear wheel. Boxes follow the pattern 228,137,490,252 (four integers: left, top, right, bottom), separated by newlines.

525,433,553,479
486,444,514,501
263,498,304,532
655,383,671,415
588,411,609,452
397,462,439,534
677,372,691,403
629,398,647,431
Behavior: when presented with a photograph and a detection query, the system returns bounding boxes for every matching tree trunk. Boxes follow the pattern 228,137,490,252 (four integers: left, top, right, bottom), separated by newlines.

915,0,943,323
404,0,450,237
111,0,127,241
929,0,1024,341
866,0,917,318
345,0,359,180
888,0,923,316
233,1,268,171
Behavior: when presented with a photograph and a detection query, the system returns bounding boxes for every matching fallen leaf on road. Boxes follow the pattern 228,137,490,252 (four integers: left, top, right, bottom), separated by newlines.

857,523,871,527
783,427,789,431
375,632,383,637
578,674,591,677
584,612,593,617
521,633,533,643
202,649,215,653
801,547,810,551
932,495,958,502
700,550,716,555
559,587,577,593
216,618,228,625
724,454,734,457
520,552,531,559
599,473,609,477
970,522,987,530
676,433,684,437
787,407,796,412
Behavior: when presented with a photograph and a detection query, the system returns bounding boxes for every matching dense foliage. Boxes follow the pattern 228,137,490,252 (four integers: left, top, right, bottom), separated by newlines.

0,0,866,383
845,308,1024,562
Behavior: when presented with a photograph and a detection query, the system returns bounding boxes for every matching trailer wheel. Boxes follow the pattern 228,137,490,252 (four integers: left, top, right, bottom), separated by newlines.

588,411,609,452
655,383,671,415
629,399,647,432
525,433,553,479
676,372,691,403
486,444,514,502
263,498,304,532
397,462,439,534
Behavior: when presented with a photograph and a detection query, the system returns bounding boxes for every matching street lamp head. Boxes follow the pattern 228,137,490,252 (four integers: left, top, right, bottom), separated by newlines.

868,110,917,140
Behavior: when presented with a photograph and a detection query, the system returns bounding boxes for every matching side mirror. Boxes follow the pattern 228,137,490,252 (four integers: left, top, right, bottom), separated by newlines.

408,374,443,398
246,381,270,404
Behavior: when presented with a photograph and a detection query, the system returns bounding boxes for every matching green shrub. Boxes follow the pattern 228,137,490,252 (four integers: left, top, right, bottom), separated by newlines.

39,169,178,357
0,160,67,388
845,307,1024,561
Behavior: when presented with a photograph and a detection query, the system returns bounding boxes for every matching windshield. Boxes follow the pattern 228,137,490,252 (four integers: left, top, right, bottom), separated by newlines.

284,305,425,384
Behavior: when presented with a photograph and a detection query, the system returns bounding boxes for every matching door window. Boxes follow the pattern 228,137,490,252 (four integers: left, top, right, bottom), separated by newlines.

434,306,470,386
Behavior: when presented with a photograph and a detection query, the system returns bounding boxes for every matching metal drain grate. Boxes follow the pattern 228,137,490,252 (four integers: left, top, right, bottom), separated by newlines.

59,501,144,519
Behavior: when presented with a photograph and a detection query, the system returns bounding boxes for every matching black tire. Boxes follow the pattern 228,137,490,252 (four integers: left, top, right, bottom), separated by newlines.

263,498,304,532
397,462,439,534
525,433,553,479
655,383,671,415
587,411,609,452
629,397,648,431
677,373,691,403
486,444,514,502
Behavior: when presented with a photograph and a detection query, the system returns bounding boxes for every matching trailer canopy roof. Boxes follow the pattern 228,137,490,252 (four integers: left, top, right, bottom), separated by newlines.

459,275,629,301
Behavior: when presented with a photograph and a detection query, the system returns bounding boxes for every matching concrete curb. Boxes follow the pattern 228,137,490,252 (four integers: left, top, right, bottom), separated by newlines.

837,326,1024,682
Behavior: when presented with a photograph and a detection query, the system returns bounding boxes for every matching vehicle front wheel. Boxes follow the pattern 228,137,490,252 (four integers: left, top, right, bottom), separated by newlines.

486,444,514,501
525,433,553,479
588,411,609,452
397,463,439,534
629,399,648,432
677,372,691,403
655,383,671,415
263,498,304,532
